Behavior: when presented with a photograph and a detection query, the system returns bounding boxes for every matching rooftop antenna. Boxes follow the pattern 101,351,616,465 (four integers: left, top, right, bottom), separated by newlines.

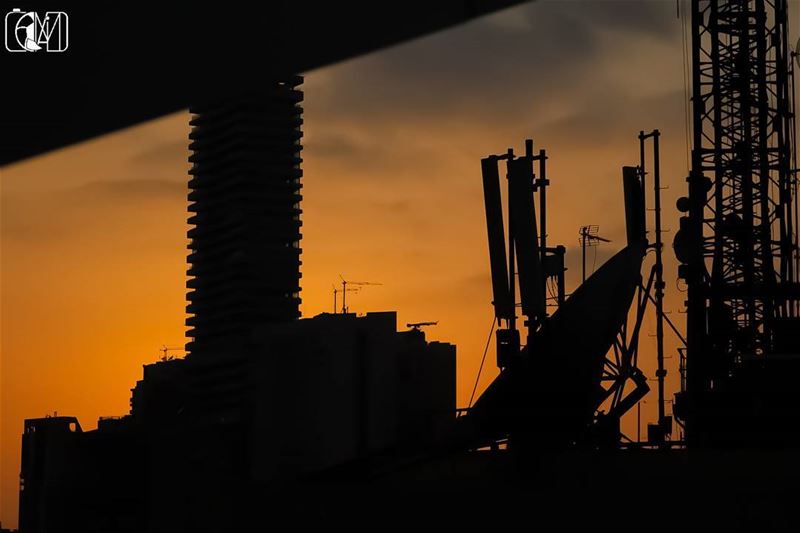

332,284,360,314
640,128,669,444
407,321,438,331
578,225,611,283
339,276,382,313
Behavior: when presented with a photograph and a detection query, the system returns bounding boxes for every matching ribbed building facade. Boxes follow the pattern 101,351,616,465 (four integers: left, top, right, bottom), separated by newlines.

186,78,304,357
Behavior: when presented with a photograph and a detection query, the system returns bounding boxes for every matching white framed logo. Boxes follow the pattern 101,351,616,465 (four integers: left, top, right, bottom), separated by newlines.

5,8,68,52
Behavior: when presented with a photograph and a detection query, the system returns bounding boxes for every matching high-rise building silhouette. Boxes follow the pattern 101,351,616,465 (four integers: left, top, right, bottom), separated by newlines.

186,77,304,357
18,77,458,532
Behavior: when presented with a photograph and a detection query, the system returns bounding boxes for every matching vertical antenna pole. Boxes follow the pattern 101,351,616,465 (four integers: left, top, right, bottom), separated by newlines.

640,128,667,437
581,228,587,283
652,130,666,426
507,148,516,333
538,147,548,315
639,131,647,219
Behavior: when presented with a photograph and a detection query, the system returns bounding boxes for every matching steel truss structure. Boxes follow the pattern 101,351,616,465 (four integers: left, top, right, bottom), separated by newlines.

676,0,799,444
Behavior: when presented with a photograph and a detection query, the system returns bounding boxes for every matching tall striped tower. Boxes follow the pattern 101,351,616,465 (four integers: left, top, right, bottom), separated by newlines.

185,78,304,357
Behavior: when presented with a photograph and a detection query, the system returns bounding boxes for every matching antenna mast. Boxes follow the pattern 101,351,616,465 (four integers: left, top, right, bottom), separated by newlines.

578,225,611,283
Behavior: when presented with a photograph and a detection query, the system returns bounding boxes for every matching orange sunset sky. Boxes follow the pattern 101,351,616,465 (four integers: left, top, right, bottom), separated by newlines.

2,1,798,528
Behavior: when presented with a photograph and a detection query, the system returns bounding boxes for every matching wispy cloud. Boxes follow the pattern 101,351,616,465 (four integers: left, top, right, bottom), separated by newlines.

63,179,186,201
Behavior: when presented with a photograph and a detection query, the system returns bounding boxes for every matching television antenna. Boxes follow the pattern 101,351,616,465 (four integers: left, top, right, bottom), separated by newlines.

332,284,360,314
339,276,382,313
578,225,611,282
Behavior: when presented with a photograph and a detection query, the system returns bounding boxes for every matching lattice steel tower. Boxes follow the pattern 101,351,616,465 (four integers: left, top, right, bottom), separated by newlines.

674,0,799,445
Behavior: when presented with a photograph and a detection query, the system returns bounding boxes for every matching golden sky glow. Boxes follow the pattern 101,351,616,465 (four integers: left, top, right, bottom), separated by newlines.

3,1,797,527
